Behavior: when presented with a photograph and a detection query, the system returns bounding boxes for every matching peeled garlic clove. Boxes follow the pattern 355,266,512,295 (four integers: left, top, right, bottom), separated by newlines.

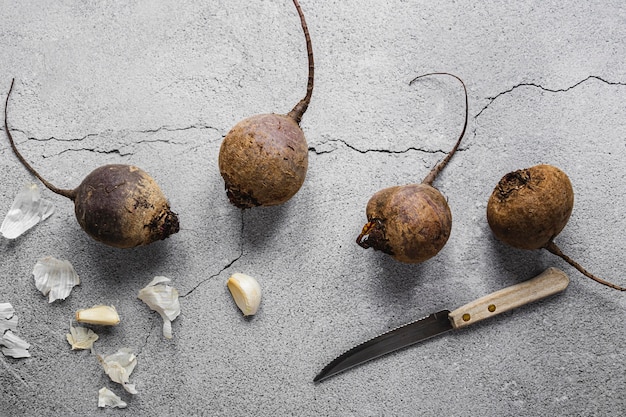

137,276,181,339
33,256,80,303
1,183,54,239
227,273,261,316
98,348,138,394
1,330,31,358
66,322,99,350
76,305,120,326
98,387,127,409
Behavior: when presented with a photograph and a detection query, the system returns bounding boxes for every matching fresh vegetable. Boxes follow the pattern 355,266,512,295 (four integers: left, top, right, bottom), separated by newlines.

4,79,179,248
227,273,262,316
487,164,625,291
218,0,314,208
357,73,468,263
76,305,121,326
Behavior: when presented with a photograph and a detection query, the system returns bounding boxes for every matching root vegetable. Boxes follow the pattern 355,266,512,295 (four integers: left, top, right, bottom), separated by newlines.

4,79,179,248
356,73,468,263
487,164,625,291
218,0,314,208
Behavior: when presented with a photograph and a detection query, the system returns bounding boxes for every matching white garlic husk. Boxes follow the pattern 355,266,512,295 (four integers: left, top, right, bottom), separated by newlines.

98,348,138,394
1,303,30,358
1,183,55,239
76,305,120,326
137,276,181,339
1,330,31,358
33,256,80,303
66,322,99,350
227,273,262,316
98,387,127,409
0,303,18,333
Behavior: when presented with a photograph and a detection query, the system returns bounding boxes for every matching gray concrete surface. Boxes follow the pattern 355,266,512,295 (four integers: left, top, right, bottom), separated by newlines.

1,0,625,416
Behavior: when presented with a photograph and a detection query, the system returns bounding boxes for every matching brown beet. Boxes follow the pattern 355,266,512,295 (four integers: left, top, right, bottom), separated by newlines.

218,0,314,208
487,164,573,250
487,164,624,291
4,80,179,248
357,73,468,263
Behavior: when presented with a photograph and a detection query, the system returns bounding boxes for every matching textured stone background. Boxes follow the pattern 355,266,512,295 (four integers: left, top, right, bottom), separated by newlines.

1,1,625,416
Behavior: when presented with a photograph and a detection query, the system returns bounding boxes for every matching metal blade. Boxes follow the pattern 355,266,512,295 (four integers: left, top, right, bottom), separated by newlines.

314,310,452,382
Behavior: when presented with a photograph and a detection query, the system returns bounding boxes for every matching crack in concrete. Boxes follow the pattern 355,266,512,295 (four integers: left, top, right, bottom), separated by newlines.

475,75,626,119
44,147,132,158
180,209,245,299
4,123,220,145
308,138,453,156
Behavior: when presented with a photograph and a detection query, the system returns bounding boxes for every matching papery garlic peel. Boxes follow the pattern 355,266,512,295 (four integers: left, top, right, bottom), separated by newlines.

32,256,80,303
0,183,54,239
137,276,181,339
0,302,30,358
227,273,262,316
76,305,120,326
98,348,138,394
66,323,99,350
98,387,127,409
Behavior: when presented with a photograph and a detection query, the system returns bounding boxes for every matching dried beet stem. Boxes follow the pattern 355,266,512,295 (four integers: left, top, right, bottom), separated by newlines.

286,0,314,125
546,241,625,291
409,73,468,187
4,79,76,200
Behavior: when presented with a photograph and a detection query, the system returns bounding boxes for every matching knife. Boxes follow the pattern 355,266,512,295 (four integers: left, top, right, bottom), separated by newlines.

314,267,569,382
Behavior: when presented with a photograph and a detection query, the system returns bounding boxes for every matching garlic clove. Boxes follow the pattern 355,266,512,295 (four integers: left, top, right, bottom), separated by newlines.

66,322,99,350
98,387,127,409
137,276,181,339
97,348,138,394
227,273,262,316
32,256,80,303
76,305,120,326
0,183,54,239
1,330,31,358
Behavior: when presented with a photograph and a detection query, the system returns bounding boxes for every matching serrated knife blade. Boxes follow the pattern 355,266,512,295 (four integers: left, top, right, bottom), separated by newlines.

314,267,569,382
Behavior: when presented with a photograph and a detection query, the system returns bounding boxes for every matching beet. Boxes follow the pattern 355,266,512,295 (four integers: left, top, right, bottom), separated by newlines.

357,73,468,263
218,0,314,208
487,164,624,291
4,79,179,248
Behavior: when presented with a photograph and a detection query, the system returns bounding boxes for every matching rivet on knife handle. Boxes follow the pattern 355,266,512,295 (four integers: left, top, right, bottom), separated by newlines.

448,267,570,329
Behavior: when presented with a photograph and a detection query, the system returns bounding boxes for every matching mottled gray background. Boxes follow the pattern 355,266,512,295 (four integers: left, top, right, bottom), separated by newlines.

1,1,625,416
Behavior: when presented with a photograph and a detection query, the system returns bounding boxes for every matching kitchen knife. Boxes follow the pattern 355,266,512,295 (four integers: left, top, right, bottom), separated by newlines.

314,267,569,382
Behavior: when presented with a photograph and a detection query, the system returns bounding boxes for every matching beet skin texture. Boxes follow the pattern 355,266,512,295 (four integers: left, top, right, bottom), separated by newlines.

73,164,179,248
218,113,309,208
486,164,574,250
357,184,453,263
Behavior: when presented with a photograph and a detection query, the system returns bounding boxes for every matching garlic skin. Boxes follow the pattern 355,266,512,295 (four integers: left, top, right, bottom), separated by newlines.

98,387,127,409
0,183,54,239
1,303,18,333
66,323,99,350
137,276,181,339
1,330,31,358
98,348,138,394
33,256,80,303
227,273,262,316
0,303,30,358
76,305,120,326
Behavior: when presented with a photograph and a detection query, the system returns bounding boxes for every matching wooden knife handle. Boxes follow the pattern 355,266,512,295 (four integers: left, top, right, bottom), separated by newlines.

449,267,569,329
